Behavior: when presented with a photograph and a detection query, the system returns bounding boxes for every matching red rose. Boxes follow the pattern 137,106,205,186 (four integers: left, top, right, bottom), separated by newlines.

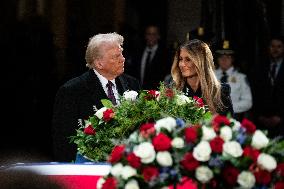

193,96,204,107
152,133,172,151
243,146,260,162
127,152,141,168
212,115,231,132
108,145,125,163
275,182,284,189
222,166,239,185
254,170,271,185
165,88,174,98
103,109,114,122
276,163,284,177
142,166,159,182
102,177,117,189
210,136,224,153
184,127,198,143
180,152,199,171
140,123,155,138
140,123,155,132
83,124,96,135
241,118,256,134
145,90,159,100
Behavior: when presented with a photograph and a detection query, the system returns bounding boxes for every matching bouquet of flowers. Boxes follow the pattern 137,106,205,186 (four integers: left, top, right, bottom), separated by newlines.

70,83,209,161
98,115,284,189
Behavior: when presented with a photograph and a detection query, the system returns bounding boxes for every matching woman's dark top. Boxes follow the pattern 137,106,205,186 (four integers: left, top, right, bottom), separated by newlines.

183,83,234,116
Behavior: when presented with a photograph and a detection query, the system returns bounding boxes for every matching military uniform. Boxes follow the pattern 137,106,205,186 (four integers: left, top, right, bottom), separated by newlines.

215,67,252,119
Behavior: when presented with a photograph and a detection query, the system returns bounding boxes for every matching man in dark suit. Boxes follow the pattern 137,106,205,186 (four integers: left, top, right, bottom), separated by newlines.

52,33,141,162
251,36,284,137
126,25,171,90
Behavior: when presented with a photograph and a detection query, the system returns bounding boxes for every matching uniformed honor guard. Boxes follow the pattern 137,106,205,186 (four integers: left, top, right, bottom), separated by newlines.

215,40,252,121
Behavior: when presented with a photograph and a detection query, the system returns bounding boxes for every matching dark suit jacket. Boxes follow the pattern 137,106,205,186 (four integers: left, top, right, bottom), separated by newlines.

126,43,171,90
183,83,234,116
52,70,141,162
251,59,284,136
251,60,284,117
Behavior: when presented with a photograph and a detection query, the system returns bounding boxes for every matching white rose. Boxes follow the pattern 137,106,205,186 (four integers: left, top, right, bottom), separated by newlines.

257,153,277,172
123,90,138,101
156,151,173,167
154,117,176,133
95,107,107,119
171,137,185,149
121,165,137,180
223,141,243,158
230,118,241,131
176,94,190,105
195,166,213,183
134,142,156,163
202,126,216,141
110,163,123,177
237,171,256,189
128,132,139,143
251,130,269,150
220,126,232,141
125,179,140,189
96,177,105,189
193,141,212,162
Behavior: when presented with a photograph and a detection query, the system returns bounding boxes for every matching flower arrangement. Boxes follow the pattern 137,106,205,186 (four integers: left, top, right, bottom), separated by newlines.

70,84,209,162
97,115,284,189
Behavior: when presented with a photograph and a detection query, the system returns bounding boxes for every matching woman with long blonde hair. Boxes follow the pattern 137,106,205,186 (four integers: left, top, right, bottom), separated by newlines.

171,39,233,115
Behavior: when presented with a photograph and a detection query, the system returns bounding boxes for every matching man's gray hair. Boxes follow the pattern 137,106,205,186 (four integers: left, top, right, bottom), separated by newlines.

85,32,124,68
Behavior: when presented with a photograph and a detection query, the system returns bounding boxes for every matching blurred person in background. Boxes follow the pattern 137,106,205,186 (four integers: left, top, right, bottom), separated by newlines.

215,40,252,121
251,36,284,137
126,24,171,90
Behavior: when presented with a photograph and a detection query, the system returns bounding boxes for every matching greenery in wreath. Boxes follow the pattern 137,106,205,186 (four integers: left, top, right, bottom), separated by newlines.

70,83,210,161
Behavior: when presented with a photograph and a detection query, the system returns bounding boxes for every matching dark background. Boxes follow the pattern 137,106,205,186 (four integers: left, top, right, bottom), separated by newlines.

0,0,283,161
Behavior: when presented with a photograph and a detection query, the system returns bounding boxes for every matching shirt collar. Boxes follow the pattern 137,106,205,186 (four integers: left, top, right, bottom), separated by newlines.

226,67,234,75
93,69,116,87
146,44,158,52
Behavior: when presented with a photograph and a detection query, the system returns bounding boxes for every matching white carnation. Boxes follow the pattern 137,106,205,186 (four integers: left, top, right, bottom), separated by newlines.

95,107,107,119
257,153,277,172
176,94,190,105
237,171,256,189
193,141,212,162
201,126,216,141
110,163,123,177
123,90,138,101
121,165,137,180
223,141,243,158
156,151,173,167
96,177,105,189
133,142,156,163
251,130,269,150
154,117,176,133
220,126,232,141
125,179,140,189
230,118,241,131
195,166,213,183
171,137,185,149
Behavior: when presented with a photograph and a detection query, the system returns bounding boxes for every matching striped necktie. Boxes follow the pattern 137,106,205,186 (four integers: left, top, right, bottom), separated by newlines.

106,81,117,105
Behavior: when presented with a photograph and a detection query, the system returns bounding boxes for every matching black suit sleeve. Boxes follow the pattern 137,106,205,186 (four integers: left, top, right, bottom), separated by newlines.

52,85,78,162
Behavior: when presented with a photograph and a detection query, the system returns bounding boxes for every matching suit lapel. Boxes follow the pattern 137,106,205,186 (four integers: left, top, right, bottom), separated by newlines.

275,61,284,83
116,75,128,95
84,70,108,106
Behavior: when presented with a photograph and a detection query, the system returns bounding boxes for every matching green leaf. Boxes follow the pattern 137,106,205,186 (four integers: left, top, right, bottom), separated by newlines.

101,99,113,108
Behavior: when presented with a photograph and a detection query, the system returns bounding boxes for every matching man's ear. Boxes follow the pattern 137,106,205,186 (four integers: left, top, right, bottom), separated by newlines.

95,59,103,69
